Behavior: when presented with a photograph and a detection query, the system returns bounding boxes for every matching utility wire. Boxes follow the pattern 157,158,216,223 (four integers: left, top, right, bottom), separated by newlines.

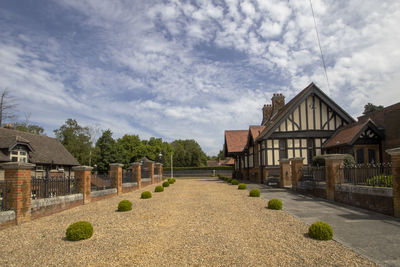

309,0,331,91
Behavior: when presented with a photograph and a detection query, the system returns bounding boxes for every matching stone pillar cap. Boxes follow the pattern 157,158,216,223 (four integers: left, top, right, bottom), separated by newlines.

72,166,93,171
109,163,124,167
279,159,291,163
131,162,142,166
386,147,400,156
155,163,163,165
289,157,304,161
323,154,346,160
1,162,36,169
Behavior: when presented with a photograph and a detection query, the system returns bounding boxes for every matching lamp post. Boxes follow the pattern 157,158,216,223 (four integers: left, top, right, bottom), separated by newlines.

158,152,162,163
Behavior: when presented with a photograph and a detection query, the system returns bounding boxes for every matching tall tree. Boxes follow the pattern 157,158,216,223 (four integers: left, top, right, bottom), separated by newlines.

93,129,119,173
14,122,45,135
363,103,384,115
0,88,18,126
171,139,207,167
54,119,92,165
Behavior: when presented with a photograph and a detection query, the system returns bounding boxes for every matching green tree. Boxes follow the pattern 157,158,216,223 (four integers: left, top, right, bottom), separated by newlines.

93,129,119,173
217,149,226,160
171,139,207,167
54,119,91,165
363,103,384,115
14,122,45,135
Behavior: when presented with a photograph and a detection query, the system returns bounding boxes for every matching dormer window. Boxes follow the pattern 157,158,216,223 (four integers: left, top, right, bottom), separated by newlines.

10,149,28,163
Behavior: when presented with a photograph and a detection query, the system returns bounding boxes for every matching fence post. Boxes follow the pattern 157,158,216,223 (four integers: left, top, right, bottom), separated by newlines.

290,158,304,190
279,159,291,188
110,163,123,195
132,162,142,189
2,162,35,225
72,166,93,204
386,148,400,217
323,154,345,201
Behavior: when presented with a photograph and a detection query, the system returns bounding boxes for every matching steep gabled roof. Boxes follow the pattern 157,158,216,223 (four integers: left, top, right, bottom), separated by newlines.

324,119,383,148
224,130,248,154
0,127,79,166
256,82,355,141
245,125,265,149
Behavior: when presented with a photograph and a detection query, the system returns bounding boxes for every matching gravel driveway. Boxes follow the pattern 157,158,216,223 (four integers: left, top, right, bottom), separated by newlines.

0,178,374,266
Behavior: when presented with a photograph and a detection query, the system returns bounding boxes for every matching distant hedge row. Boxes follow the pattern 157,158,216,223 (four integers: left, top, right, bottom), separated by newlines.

163,166,233,171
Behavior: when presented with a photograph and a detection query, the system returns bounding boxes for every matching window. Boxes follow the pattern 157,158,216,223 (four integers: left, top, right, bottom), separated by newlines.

265,139,281,166
10,149,28,163
368,149,376,164
356,149,364,164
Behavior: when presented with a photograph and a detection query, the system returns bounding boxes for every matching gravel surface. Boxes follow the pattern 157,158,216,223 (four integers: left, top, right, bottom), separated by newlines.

0,178,375,266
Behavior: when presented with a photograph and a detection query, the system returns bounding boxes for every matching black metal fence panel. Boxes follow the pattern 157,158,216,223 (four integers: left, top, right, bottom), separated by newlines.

141,166,151,179
31,175,76,199
339,163,392,187
91,173,114,191
122,169,137,184
300,166,326,182
0,180,10,211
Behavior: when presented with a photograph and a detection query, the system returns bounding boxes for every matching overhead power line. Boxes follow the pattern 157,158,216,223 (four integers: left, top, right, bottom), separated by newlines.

309,0,331,91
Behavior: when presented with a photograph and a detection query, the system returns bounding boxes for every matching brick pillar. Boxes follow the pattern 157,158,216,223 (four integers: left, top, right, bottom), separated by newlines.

132,162,142,189
155,163,163,181
110,163,123,195
2,162,35,225
323,154,345,201
72,166,93,204
290,158,304,189
279,159,291,188
386,148,400,217
146,161,155,184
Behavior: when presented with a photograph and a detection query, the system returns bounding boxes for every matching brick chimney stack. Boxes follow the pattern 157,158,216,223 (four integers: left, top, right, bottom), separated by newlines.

272,93,285,115
262,104,273,125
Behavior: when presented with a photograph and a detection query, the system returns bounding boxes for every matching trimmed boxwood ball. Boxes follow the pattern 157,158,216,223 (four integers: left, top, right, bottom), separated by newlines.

238,184,247,190
308,221,333,240
227,178,232,183
231,179,238,185
267,199,282,210
141,191,152,199
66,221,93,241
249,188,260,197
155,185,164,192
162,181,170,187
117,200,132,212
168,178,175,184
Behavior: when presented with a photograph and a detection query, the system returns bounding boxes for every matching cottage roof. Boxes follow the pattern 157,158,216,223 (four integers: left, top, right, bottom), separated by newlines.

256,82,356,141
245,125,265,149
323,119,383,148
224,130,248,154
0,127,79,166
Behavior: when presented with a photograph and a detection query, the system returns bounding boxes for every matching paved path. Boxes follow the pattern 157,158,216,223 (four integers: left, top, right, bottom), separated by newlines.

244,183,400,267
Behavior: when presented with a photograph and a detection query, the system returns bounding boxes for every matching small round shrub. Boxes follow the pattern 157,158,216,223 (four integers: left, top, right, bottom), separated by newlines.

155,185,164,192
343,154,355,166
162,181,170,187
66,221,93,241
238,184,247,190
249,188,260,197
231,179,238,185
308,221,333,240
168,178,175,184
267,199,282,210
227,178,232,183
141,191,152,199
117,200,132,212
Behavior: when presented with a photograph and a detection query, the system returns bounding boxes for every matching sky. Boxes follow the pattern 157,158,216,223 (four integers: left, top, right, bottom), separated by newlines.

1,0,400,156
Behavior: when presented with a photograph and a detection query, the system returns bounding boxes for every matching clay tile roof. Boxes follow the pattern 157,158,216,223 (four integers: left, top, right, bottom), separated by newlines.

224,157,235,165
225,130,248,153
0,127,79,165
249,126,265,140
324,120,381,148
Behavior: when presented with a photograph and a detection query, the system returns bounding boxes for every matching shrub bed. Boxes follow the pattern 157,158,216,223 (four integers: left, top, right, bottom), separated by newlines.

162,181,170,187
238,184,247,190
141,191,152,199
155,185,164,192
66,221,93,241
117,200,132,212
267,199,282,210
231,179,238,185
308,221,333,240
249,189,260,197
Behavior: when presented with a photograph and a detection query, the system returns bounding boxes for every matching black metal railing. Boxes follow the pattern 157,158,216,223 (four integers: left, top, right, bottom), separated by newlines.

31,175,76,199
122,169,137,184
141,166,151,179
0,180,10,211
339,163,392,187
300,166,326,182
154,165,160,180
91,173,114,191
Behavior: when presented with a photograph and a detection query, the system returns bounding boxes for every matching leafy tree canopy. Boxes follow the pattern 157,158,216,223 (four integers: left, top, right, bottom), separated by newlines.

171,139,207,167
54,119,91,165
363,103,384,115
14,122,45,135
